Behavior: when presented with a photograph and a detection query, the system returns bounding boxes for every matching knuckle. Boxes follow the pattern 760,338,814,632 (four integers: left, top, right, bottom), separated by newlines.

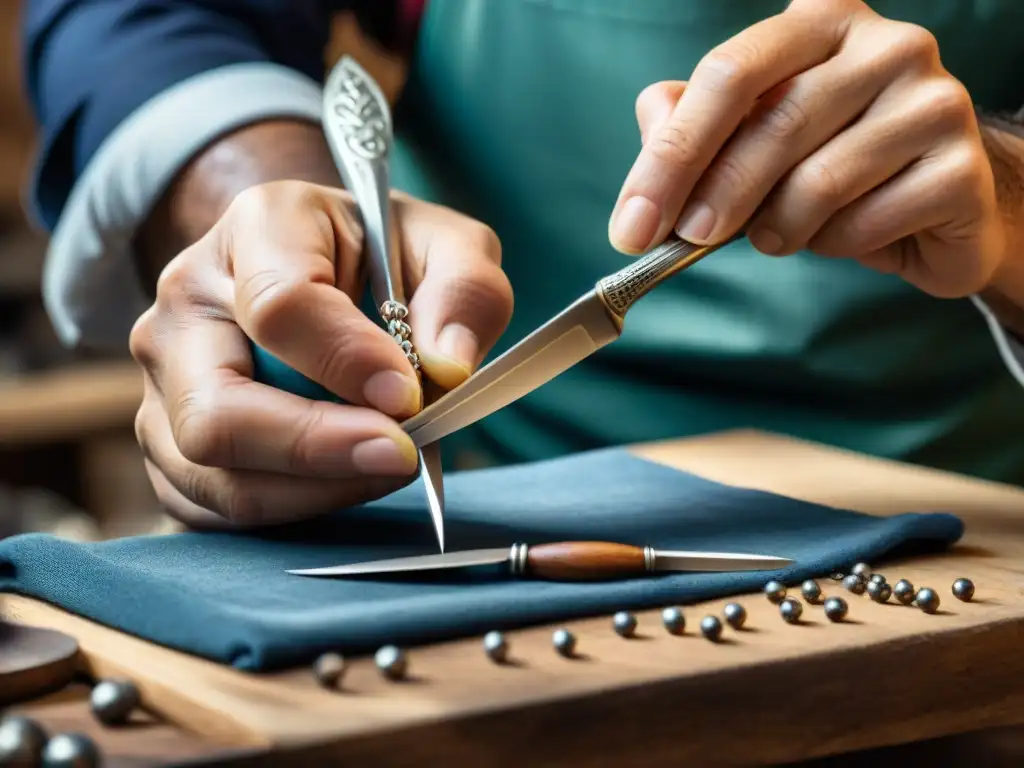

792,157,843,205
697,43,760,98
759,93,811,141
709,154,758,202
128,308,159,368
227,182,276,220
154,252,200,307
240,273,306,342
229,180,322,221
172,388,235,468
286,406,329,474
219,484,265,526
133,405,151,458
463,220,503,266
893,23,940,67
925,79,974,132
945,145,988,191
646,122,701,171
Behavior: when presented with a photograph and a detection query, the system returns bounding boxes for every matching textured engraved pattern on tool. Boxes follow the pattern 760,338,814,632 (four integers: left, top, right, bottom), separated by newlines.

332,62,389,160
597,240,697,316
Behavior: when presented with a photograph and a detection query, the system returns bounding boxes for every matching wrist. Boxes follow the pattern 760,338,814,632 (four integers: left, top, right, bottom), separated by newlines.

133,119,338,294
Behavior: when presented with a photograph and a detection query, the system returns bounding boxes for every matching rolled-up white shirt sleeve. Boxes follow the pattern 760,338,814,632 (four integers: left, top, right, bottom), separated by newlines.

42,62,323,350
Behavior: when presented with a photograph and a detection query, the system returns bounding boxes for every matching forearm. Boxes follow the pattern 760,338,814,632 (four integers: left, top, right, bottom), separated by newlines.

977,113,1024,336
134,120,341,294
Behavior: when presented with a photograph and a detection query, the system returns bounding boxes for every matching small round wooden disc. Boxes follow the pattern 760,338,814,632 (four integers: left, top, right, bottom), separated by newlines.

0,619,79,705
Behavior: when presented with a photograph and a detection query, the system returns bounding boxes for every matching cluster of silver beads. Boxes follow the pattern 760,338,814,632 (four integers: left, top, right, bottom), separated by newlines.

381,300,420,372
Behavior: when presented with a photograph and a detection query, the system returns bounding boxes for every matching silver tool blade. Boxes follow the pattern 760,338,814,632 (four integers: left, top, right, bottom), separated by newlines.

419,443,445,552
402,291,620,447
652,549,793,572
287,548,511,577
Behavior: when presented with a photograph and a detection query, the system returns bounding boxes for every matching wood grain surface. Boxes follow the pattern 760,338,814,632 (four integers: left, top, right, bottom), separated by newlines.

4,429,1024,767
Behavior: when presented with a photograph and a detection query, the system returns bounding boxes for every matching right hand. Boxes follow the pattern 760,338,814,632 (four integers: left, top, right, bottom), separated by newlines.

129,181,513,530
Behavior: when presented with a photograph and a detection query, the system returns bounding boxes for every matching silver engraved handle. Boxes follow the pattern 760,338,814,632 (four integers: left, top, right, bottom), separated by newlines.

322,58,402,306
596,234,740,320
322,56,419,371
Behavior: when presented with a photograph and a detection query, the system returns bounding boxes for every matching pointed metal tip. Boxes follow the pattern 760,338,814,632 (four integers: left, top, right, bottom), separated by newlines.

432,515,445,554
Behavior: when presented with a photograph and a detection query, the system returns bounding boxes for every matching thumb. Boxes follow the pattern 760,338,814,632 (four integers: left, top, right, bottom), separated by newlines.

636,80,687,145
397,198,514,391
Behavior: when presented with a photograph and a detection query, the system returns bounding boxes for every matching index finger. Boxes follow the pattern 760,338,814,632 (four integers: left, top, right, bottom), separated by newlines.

225,183,423,419
608,6,848,253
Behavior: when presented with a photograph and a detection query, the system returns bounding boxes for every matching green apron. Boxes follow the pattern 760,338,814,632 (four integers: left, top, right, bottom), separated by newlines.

389,0,1024,484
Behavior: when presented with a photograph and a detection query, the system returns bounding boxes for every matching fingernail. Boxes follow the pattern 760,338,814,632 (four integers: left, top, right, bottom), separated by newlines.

364,370,421,417
750,227,784,254
352,436,418,476
610,196,660,252
674,202,716,243
436,323,479,371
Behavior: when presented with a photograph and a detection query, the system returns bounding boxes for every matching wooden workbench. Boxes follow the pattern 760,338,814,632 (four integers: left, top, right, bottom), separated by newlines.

4,429,1024,766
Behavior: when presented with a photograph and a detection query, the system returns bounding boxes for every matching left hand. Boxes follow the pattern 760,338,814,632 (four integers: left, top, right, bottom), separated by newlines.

609,0,1007,298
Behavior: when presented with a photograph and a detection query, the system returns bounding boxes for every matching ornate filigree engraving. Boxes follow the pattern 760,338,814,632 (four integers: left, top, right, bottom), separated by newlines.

331,61,389,160
597,239,704,317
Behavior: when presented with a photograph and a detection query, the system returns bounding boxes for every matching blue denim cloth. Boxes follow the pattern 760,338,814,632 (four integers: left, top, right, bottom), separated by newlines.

0,449,962,671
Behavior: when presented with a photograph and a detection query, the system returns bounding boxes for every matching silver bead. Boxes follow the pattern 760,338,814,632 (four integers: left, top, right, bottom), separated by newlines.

829,572,844,581
952,578,975,602
723,602,747,629
0,715,48,766
699,615,723,642
661,607,685,635
823,596,848,622
764,580,787,604
866,580,891,604
801,580,822,603
612,611,638,638
851,562,872,579
89,678,140,725
312,652,347,689
41,732,100,768
553,628,577,657
375,645,408,680
915,587,940,614
483,631,509,663
893,578,915,605
843,574,866,595
779,598,803,624
870,573,886,585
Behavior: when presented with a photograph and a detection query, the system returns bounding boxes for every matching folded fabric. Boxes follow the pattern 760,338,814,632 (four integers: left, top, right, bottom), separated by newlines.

0,448,962,671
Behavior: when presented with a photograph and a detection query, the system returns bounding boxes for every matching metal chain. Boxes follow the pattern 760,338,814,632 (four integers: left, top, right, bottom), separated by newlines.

380,300,421,373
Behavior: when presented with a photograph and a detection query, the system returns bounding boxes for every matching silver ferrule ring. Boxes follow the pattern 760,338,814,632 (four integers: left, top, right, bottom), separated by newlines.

643,546,656,572
509,543,529,575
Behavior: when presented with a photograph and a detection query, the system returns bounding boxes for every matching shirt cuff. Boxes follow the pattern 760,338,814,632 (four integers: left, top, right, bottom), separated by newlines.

42,62,323,350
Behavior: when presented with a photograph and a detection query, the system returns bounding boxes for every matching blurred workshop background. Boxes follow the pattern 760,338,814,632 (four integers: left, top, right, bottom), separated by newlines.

0,7,405,543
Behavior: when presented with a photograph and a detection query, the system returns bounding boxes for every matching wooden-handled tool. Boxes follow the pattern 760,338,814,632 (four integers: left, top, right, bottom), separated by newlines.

287,541,793,581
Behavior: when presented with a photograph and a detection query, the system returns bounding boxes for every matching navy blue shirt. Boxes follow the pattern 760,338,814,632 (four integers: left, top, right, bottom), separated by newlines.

21,0,409,229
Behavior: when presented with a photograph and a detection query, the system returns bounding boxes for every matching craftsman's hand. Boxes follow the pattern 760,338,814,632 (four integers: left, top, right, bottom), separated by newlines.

129,182,512,529
610,0,1009,299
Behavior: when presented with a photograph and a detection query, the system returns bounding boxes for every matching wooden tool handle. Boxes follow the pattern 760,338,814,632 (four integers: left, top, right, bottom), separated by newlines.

523,542,649,581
